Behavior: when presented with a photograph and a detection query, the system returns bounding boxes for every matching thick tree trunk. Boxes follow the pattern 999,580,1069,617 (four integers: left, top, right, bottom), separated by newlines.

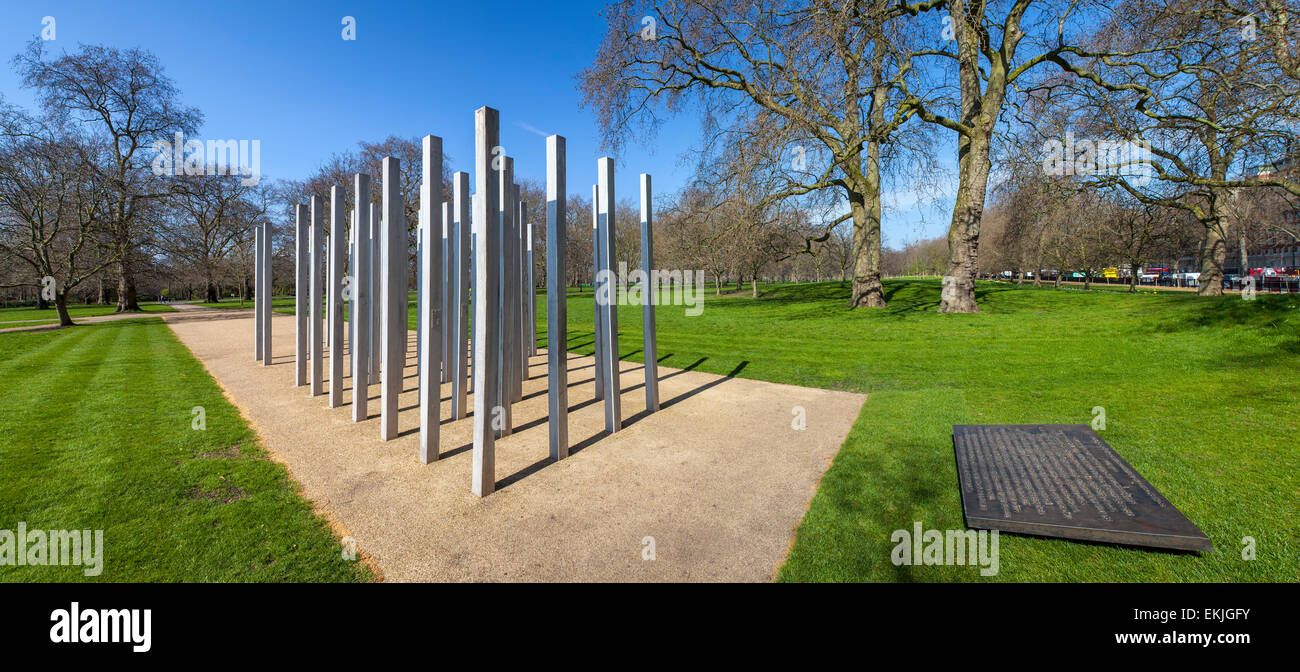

1197,218,1228,296
751,277,758,298
940,132,992,313
847,205,885,308
205,277,219,303
116,272,139,311
55,291,74,327
96,276,106,304
847,144,886,308
115,254,141,312
940,179,987,311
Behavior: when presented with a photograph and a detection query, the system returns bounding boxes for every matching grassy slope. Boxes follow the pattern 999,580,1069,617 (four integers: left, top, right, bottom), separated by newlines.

0,318,370,582
545,279,1299,582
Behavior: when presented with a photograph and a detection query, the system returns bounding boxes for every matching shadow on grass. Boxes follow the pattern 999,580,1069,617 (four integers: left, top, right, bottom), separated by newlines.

1151,293,1298,333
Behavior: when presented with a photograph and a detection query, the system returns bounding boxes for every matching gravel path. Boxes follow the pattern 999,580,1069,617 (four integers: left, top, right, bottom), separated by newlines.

167,311,866,581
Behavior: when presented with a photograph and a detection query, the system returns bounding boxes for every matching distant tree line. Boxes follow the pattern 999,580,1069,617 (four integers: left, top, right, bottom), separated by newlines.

580,0,1300,311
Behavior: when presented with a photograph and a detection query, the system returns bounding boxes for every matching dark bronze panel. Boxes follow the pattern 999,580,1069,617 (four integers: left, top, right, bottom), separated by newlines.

953,425,1212,552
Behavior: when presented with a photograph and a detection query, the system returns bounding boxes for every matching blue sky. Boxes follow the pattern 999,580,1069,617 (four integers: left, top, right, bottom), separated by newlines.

0,0,953,244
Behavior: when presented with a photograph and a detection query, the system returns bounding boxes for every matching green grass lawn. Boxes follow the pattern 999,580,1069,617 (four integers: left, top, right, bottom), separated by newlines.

197,297,297,310
0,320,60,329
543,279,1299,582
0,318,370,582
275,296,419,324
9,279,1290,582
0,302,174,325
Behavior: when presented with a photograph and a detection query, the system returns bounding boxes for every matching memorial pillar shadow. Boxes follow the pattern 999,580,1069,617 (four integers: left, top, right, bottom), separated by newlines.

656,361,747,411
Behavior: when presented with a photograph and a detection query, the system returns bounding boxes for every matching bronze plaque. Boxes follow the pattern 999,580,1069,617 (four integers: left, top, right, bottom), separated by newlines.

952,425,1212,552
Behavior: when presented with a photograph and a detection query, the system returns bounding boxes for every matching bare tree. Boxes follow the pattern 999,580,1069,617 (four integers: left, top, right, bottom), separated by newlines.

289,136,453,286
1097,193,1185,292
580,0,945,308
895,0,1105,312
0,110,115,325
15,40,202,312
161,171,256,302
1041,1,1300,294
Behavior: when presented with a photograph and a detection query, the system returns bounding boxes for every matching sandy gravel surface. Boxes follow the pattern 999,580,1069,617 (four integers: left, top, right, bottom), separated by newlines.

166,311,866,582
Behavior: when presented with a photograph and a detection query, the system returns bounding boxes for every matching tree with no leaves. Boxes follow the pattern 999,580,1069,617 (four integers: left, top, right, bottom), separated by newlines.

579,0,938,309
14,40,202,312
893,0,1110,311
1040,1,1300,294
1099,193,1191,292
161,171,263,303
0,109,116,326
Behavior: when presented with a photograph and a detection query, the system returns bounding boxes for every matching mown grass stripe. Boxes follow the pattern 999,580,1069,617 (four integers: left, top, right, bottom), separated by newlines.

0,320,370,582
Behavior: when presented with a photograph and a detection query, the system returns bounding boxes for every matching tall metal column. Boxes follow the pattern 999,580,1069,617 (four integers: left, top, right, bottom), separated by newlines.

294,205,308,386
380,157,407,440
329,185,346,408
513,183,525,400
441,201,452,384
254,224,263,361
640,174,659,412
416,206,423,382
261,221,272,366
472,106,500,497
418,135,444,464
351,173,371,421
451,172,471,419
310,195,324,397
546,135,569,460
591,184,603,401
526,206,536,357
497,156,515,435
369,202,382,381
596,157,621,432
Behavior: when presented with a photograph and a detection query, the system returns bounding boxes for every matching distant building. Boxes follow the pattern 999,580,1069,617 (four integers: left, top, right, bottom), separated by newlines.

1231,156,1300,273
